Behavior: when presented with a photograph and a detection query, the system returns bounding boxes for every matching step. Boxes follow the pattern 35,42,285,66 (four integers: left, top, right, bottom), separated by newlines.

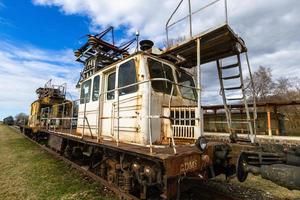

222,74,240,80
221,63,239,70
224,85,242,90
226,97,244,101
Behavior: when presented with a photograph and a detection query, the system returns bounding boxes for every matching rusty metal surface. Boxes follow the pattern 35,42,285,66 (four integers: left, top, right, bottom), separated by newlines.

18,126,248,200
42,130,216,200
45,129,202,160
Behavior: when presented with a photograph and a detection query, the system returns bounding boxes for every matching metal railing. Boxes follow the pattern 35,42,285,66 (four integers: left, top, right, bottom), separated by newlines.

38,77,201,154
170,107,197,139
165,0,228,47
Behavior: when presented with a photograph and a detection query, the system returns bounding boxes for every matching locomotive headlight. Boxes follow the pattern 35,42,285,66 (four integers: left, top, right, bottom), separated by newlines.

196,136,207,153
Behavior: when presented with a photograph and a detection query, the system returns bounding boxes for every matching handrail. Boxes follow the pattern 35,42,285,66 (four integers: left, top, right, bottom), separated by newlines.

40,78,200,154
42,78,199,116
166,0,184,43
245,52,257,141
165,0,228,47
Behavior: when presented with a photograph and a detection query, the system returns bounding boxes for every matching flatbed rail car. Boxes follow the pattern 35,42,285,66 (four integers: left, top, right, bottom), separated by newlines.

19,0,300,199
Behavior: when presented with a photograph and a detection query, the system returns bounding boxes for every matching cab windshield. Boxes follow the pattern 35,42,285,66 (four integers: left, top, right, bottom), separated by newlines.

148,58,176,95
176,70,197,101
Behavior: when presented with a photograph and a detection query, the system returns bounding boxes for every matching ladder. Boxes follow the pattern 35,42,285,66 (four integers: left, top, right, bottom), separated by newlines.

216,53,256,143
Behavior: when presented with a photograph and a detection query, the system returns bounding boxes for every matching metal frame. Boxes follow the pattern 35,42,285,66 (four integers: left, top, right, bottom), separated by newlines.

165,0,229,47
216,53,256,143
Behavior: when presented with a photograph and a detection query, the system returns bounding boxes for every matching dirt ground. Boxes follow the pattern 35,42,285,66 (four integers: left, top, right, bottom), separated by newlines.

0,124,299,200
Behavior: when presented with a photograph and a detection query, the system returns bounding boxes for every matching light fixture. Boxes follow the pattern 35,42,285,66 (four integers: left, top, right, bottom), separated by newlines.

196,136,207,153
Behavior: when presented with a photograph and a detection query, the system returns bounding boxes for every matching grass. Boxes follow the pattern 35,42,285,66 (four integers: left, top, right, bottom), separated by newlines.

0,124,116,200
1,124,299,200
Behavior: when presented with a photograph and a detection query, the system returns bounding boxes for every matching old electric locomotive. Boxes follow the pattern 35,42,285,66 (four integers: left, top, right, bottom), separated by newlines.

20,0,300,199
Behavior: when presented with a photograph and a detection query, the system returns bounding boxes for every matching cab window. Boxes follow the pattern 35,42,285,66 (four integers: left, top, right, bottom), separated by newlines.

176,71,197,100
107,72,116,100
80,79,91,104
92,75,100,101
148,58,176,95
118,59,138,96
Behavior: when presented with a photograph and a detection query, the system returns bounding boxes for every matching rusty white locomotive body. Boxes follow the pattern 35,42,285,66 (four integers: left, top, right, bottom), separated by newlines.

76,52,200,147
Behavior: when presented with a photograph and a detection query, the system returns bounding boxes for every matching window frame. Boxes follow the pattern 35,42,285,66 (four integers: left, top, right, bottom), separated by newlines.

106,71,116,101
80,79,92,104
118,59,138,96
92,75,100,102
147,57,177,95
175,70,197,101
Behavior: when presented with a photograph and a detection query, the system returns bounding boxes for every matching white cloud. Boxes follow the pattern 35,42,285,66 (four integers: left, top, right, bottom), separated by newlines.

32,0,300,67
1,0,299,119
32,0,300,105
32,0,183,42
0,40,81,119
31,0,300,46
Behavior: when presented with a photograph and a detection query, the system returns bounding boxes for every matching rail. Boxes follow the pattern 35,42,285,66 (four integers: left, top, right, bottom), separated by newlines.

38,78,202,155
165,0,228,47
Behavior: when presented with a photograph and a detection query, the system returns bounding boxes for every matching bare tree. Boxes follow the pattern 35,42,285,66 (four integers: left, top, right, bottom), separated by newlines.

273,77,292,99
163,36,186,48
246,66,275,102
245,66,300,135
15,113,28,125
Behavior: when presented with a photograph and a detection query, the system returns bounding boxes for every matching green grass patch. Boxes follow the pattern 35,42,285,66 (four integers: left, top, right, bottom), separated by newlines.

0,125,116,200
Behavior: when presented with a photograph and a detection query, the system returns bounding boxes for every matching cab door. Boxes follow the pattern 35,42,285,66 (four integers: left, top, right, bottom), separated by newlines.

116,59,140,143
85,75,100,137
100,59,140,143
100,70,116,139
77,75,101,138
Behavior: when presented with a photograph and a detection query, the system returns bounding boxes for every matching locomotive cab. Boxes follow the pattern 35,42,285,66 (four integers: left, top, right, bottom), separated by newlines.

77,52,200,146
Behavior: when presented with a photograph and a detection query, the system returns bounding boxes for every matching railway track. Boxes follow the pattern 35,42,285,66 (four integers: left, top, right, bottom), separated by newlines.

13,126,241,200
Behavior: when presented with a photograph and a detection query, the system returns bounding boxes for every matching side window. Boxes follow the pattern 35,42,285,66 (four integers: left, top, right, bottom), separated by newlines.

176,71,197,100
148,58,175,95
80,79,91,104
107,72,116,100
92,75,100,101
118,59,138,96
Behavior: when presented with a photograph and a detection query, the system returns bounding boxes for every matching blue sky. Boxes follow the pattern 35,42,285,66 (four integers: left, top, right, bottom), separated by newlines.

0,0,300,120
0,0,90,119
0,0,90,50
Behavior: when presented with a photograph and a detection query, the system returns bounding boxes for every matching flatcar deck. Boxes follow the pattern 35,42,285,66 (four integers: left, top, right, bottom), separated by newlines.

43,129,201,160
